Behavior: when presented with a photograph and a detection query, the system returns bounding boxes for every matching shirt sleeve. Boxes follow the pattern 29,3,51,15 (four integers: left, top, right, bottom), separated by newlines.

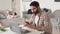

44,13,52,33
44,13,50,27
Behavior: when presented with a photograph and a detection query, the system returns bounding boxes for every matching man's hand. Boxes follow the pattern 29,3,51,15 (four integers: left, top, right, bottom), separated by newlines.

24,22,43,31
24,22,32,26
36,25,43,31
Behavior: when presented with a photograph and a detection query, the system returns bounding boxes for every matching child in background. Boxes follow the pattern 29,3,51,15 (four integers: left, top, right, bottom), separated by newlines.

7,11,14,19
12,12,17,18
7,12,17,19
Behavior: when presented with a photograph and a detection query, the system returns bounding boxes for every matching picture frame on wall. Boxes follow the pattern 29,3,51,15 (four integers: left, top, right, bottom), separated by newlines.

55,0,60,2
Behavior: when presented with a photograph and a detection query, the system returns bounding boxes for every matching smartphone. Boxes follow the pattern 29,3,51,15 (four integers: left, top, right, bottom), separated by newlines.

26,21,29,24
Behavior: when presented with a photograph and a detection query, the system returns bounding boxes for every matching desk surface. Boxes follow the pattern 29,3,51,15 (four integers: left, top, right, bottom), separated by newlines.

0,18,44,34
0,28,17,34
19,25,44,34
0,27,44,34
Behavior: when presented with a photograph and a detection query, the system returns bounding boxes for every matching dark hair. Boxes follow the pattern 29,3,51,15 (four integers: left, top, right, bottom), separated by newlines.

14,12,17,15
30,1,39,7
9,11,13,15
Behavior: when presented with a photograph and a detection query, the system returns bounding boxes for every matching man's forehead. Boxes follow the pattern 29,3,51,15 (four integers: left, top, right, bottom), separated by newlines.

30,6,37,8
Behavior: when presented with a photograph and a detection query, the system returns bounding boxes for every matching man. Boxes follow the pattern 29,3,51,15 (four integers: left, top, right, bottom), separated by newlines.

25,1,52,34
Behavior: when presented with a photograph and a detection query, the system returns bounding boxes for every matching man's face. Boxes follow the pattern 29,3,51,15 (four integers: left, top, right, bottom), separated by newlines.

30,6,37,13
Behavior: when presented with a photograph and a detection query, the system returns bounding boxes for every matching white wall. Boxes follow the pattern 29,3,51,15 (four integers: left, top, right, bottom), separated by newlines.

0,0,60,17
0,0,21,17
0,0,12,11
14,0,20,17
32,0,60,12
20,0,60,17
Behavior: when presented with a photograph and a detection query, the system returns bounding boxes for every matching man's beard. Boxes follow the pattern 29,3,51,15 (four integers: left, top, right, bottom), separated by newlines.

32,11,38,14
32,11,36,14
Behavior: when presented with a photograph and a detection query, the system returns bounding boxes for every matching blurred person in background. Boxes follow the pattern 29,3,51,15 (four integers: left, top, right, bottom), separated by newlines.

7,11,17,19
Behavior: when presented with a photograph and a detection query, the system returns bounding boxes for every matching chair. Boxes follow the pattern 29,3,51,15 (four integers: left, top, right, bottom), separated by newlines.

50,10,60,34
52,10,60,26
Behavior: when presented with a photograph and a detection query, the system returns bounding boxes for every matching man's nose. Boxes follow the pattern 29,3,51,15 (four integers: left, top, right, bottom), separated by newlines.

32,10,34,12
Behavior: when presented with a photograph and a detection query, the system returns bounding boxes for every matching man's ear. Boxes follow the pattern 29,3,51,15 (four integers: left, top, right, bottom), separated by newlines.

37,7,38,8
